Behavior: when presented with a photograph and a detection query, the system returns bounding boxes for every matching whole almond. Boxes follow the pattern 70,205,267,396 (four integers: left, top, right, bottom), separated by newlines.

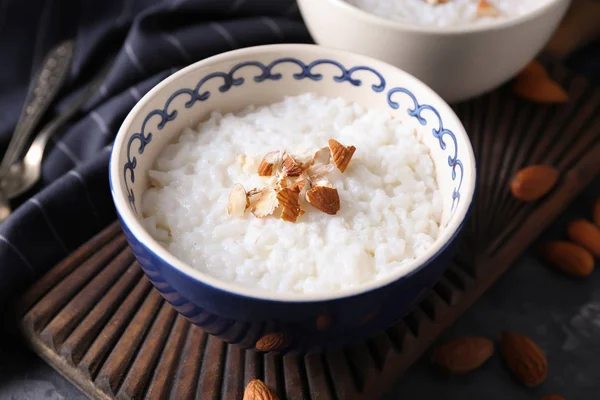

538,241,594,277
513,61,568,103
593,197,600,227
499,331,547,387
243,379,278,400
514,79,569,103
510,165,559,202
566,219,600,258
540,395,565,400
432,337,494,374
256,332,290,352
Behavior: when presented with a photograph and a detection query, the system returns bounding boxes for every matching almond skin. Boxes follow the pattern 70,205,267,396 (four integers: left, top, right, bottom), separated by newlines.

432,337,494,374
282,154,303,176
540,395,566,400
514,79,569,103
513,61,568,103
519,60,548,80
510,165,559,202
328,139,356,173
566,219,600,258
290,177,307,193
257,151,280,176
243,379,279,400
306,186,340,215
538,241,594,277
593,197,600,227
500,331,548,387
277,187,304,223
255,332,290,352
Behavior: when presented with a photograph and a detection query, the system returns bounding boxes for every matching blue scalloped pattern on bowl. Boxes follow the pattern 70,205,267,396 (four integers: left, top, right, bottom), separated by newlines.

123,57,463,214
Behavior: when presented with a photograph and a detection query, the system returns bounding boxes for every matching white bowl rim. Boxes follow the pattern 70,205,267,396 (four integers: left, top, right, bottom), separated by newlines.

323,0,566,35
110,43,477,303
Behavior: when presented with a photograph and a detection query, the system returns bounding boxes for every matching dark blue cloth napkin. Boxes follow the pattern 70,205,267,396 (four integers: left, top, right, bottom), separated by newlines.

0,0,311,304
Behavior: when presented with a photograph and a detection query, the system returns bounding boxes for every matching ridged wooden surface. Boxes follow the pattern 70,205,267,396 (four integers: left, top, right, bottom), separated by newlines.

15,61,600,400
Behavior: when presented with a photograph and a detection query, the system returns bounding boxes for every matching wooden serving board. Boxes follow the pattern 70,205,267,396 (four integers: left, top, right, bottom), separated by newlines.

13,61,600,400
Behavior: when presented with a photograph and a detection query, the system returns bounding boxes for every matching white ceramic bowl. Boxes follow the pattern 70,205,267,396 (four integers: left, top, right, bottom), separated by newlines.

110,44,476,351
298,0,570,103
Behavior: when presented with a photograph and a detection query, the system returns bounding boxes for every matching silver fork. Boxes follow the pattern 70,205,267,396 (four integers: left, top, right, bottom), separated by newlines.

2,67,109,201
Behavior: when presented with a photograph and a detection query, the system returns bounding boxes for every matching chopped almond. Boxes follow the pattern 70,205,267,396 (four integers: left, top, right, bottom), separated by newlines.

277,187,304,223
328,139,356,173
251,187,279,218
308,163,334,180
231,141,358,220
227,183,249,217
257,151,281,176
306,185,340,215
476,0,499,17
425,0,448,5
282,153,304,176
305,147,334,182
273,169,289,191
313,147,331,166
290,176,307,193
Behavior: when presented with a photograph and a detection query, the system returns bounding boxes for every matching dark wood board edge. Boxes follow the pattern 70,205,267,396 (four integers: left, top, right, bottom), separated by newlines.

20,327,109,400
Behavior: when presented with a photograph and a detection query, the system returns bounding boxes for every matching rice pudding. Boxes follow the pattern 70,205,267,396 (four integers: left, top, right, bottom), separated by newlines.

345,0,552,27
141,93,442,294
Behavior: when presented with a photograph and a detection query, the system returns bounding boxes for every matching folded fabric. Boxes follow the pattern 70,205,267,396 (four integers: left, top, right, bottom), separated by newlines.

0,0,311,305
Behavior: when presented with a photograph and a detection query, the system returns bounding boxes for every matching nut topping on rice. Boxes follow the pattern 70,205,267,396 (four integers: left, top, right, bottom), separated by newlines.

228,139,355,222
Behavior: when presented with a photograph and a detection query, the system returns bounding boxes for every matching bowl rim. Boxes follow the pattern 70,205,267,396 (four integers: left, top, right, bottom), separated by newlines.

320,0,567,35
109,43,477,303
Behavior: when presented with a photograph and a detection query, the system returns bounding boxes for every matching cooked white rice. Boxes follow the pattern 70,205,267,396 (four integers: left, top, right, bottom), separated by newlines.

141,93,442,294
345,0,551,27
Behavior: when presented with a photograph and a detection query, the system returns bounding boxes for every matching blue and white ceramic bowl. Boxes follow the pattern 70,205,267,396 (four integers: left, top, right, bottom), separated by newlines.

109,44,476,353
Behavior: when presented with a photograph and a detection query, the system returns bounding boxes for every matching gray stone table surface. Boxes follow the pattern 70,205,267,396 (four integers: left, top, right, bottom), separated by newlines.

1,176,599,400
